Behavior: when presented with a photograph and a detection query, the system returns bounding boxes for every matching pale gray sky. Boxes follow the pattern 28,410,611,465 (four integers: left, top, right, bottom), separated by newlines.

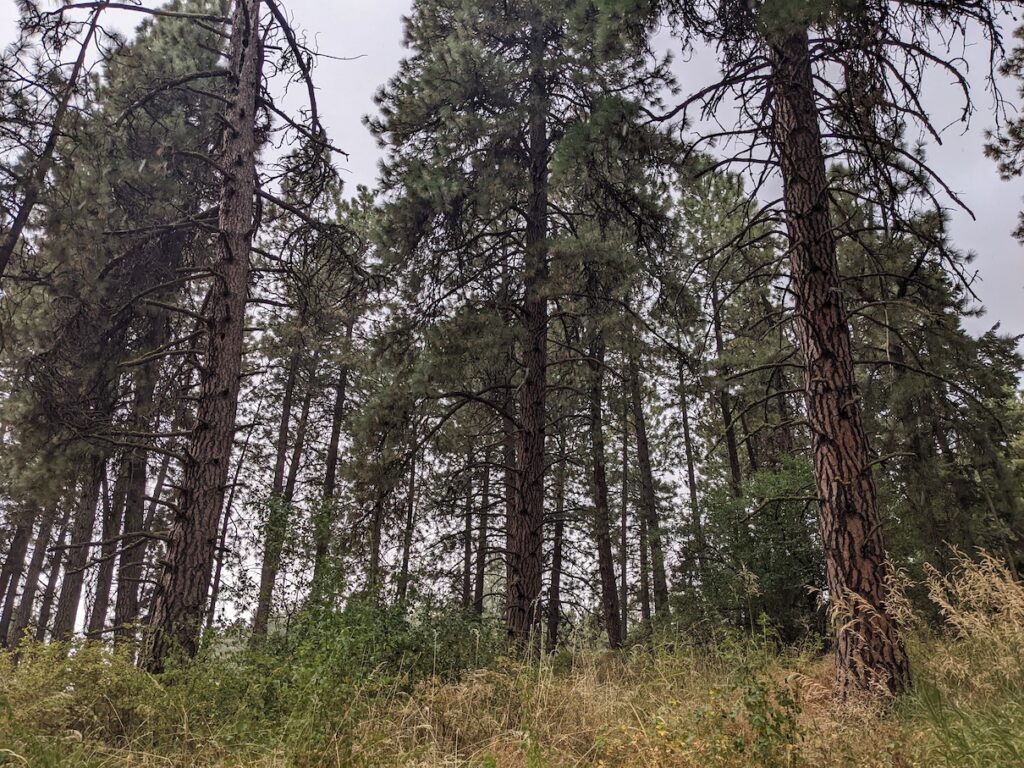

2,1,1022,343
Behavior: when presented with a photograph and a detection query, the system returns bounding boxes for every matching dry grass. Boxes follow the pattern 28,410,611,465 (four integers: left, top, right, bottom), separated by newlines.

1,551,1022,767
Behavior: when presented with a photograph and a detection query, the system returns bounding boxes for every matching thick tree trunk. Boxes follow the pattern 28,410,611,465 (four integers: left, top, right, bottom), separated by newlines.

628,353,669,615
769,27,910,697
587,330,623,648
10,506,58,647
507,28,549,649
87,465,128,638
145,0,263,672
52,455,105,642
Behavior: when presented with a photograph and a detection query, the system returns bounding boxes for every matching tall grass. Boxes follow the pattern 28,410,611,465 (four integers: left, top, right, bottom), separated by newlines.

1,552,1021,767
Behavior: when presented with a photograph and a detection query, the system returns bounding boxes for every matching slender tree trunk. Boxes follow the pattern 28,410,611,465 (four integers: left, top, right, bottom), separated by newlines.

0,6,102,281
462,454,474,610
146,0,263,672
769,27,909,697
678,361,706,578
507,26,549,649
52,455,105,642
35,505,72,642
0,520,32,647
587,329,623,648
10,506,58,647
398,456,416,604
368,499,384,598
311,327,353,599
87,465,128,638
639,514,651,624
474,449,490,614
628,353,669,615
115,319,166,642
546,461,566,651
711,286,743,497
619,399,629,639
254,354,309,637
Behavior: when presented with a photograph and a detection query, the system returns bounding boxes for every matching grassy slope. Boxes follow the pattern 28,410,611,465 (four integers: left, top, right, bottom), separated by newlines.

1,554,1021,768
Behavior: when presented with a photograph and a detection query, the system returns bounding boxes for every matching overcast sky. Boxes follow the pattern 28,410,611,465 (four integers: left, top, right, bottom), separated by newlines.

2,1,1022,343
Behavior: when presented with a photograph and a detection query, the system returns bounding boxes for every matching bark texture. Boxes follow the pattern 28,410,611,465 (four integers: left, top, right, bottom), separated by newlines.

769,27,910,697
628,353,669,615
506,27,549,649
145,0,263,671
52,456,105,642
587,330,623,648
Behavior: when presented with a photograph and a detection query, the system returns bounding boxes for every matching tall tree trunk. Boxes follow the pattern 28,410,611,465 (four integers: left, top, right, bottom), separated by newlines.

769,27,909,697
711,285,743,497
87,464,128,638
311,328,352,599
254,353,308,637
638,513,651,624
10,506,58,647
397,456,416,604
0,519,32,647
115,319,167,643
587,329,623,648
462,454,474,610
628,353,670,615
546,460,566,651
507,26,549,649
35,505,72,642
145,0,263,672
619,399,629,639
52,455,105,642
678,361,706,578
368,499,384,598
474,449,491,615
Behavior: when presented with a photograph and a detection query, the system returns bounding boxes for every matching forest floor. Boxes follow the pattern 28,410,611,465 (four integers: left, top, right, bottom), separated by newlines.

1,554,1022,768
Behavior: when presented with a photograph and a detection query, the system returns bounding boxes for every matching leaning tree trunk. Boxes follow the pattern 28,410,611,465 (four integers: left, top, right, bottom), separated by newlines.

145,0,263,672
9,506,58,647
769,27,910,698
0,6,101,281
507,28,549,650
0,519,32,647
587,329,623,648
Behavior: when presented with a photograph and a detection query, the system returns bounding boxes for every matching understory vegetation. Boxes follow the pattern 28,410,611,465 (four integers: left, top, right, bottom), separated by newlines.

2,554,1022,767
